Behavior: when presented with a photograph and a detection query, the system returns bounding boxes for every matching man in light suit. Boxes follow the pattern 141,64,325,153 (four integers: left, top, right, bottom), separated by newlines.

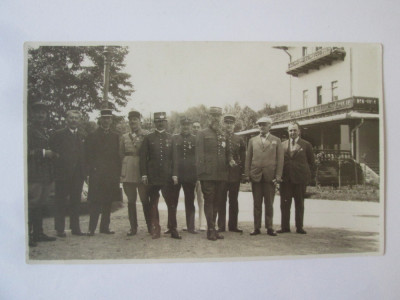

245,116,284,236
278,122,315,234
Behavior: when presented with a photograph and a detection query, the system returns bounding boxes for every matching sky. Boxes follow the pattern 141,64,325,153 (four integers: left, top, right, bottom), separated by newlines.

105,42,291,120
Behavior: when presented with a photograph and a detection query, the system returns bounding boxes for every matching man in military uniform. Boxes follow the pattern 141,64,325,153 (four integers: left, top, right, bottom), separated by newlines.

27,101,57,247
196,107,234,241
85,109,120,236
192,121,206,231
119,109,151,236
140,112,181,239
49,110,86,237
171,116,198,234
217,114,246,233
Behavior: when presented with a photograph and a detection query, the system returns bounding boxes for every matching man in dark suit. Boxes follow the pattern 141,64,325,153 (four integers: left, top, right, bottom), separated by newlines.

217,114,246,233
172,116,198,234
27,101,57,247
140,112,181,240
85,109,121,236
196,107,233,241
245,116,284,237
49,110,86,237
278,122,315,234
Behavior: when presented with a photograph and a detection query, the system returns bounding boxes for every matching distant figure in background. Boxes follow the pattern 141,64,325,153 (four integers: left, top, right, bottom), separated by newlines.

245,116,283,237
192,121,206,231
218,114,246,233
50,110,86,237
278,122,315,234
172,116,198,234
27,101,57,247
86,109,121,236
140,112,181,240
119,110,151,236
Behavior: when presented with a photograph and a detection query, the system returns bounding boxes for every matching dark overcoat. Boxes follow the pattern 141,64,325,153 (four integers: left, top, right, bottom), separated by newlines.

282,138,315,185
27,125,53,184
172,133,197,183
85,128,120,203
49,128,85,182
140,131,173,185
196,127,230,181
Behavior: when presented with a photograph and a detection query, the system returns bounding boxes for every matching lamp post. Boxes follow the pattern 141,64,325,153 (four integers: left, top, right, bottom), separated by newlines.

103,46,111,108
273,46,292,111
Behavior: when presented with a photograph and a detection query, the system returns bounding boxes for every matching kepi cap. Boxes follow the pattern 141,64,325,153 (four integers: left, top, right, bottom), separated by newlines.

100,108,113,117
223,114,236,123
128,109,141,119
209,106,222,116
180,116,192,125
154,112,167,121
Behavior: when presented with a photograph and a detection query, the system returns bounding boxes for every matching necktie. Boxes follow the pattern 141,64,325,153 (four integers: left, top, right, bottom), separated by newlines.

292,139,295,146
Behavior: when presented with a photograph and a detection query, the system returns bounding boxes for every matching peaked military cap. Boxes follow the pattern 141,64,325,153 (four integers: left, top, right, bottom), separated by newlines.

100,108,113,117
180,116,192,125
223,114,236,123
209,106,222,116
256,116,273,124
154,112,167,121
128,109,141,119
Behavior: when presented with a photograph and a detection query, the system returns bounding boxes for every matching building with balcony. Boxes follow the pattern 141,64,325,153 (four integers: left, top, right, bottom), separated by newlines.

238,45,382,179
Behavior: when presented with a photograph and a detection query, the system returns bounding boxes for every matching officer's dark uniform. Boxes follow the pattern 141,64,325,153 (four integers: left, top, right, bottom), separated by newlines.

171,117,197,233
217,115,246,232
85,109,120,235
140,112,180,239
196,107,231,241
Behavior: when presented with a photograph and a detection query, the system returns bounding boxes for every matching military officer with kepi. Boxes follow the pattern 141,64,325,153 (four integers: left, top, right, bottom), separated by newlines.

196,106,234,241
120,109,151,236
171,116,198,234
140,112,181,240
217,114,246,233
85,108,121,236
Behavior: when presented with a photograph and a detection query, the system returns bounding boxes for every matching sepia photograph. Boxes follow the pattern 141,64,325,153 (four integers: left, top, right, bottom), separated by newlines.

24,41,384,262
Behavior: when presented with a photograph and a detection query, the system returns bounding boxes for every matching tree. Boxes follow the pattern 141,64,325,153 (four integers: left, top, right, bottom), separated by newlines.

27,46,134,128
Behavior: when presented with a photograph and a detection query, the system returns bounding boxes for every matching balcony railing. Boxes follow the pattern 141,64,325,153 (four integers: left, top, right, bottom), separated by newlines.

287,47,346,77
271,96,379,124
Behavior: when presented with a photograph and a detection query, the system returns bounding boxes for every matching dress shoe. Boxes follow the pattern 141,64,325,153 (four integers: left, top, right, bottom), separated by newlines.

152,232,161,239
171,230,182,239
215,231,224,239
188,229,199,234
296,229,307,234
250,229,261,236
56,231,67,238
229,228,243,233
127,228,137,236
164,229,171,234
277,229,291,234
267,229,277,236
86,231,95,236
71,231,86,236
207,230,217,241
100,230,115,234
37,233,56,242
217,228,226,233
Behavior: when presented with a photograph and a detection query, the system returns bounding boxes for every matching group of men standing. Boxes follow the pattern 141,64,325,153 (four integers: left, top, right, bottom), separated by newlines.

27,102,314,246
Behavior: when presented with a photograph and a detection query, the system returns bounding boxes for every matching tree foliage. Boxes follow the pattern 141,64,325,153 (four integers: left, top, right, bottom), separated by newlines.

27,46,134,128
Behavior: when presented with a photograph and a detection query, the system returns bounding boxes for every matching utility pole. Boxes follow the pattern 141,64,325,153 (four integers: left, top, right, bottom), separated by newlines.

273,46,292,111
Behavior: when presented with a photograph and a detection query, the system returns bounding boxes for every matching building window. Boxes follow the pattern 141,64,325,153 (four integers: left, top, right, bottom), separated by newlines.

331,81,338,101
303,90,309,108
317,86,322,105
302,47,308,56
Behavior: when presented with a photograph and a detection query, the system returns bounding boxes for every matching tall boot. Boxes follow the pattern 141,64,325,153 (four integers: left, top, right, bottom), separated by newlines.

127,203,137,236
